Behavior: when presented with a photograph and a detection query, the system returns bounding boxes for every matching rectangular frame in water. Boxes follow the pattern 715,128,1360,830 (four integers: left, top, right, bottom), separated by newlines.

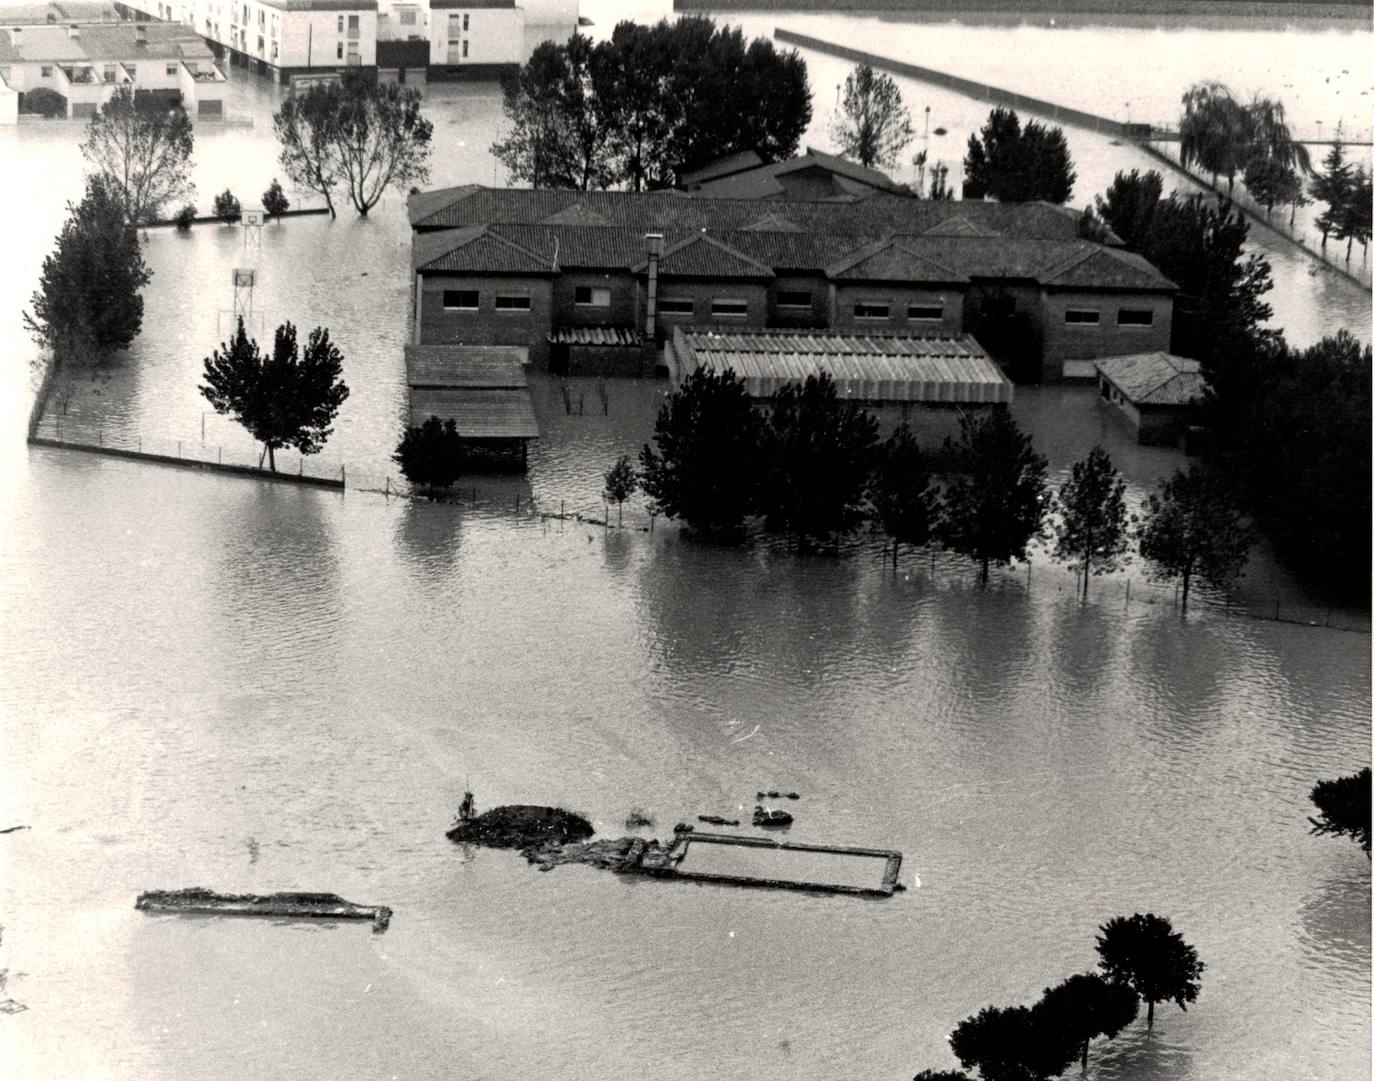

668,833,902,896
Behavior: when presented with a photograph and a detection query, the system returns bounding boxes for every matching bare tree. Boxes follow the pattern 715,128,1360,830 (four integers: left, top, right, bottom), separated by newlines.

80,86,194,225
831,64,914,170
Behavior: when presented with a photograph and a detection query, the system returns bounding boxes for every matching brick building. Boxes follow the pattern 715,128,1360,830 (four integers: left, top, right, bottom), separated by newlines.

407,186,1177,379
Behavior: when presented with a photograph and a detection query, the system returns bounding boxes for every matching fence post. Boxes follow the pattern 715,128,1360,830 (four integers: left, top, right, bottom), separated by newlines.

385,476,391,498
177,440,181,459
218,446,222,464
1125,579,1131,607
341,464,346,487
98,429,103,446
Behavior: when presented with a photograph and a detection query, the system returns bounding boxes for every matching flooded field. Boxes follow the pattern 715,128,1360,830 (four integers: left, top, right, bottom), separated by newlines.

0,4,1369,1080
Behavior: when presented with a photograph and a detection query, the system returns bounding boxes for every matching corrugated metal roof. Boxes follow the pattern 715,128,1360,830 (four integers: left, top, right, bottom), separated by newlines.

405,344,527,388
1094,352,1205,406
677,329,1012,404
549,326,642,346
409,388,539,440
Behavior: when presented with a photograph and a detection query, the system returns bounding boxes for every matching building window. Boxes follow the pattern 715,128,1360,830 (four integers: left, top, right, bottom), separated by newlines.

463,13,470,30
1064,309,1100,325
103,65,117,83
711,298,748,318
271,42,278,59
125,64,137,79
907,304,943,321
854,301,890,319
336,42,343,59
41,64,53,77
400,10,416,24
982,295,1016,318
347,14,359,36
166,62,179,75
574,286,611,307
1117,308,1154,326
1099,378,1112,401
337,14,344,32
462,40,469,58
659,297,693,316
258,9,264,27
442,290,479,310
257,34,264,53
495,294,531,311
776,290,811,308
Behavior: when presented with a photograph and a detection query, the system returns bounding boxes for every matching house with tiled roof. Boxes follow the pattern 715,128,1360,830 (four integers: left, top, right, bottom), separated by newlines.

678,147,905,201
0,19,224,118
406,185,1176,378
1094,352,1205,445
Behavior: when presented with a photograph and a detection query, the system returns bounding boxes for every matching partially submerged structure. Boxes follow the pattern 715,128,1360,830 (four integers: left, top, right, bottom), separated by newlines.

136,888,393,931
1094,351,1204,446
404,343,539,465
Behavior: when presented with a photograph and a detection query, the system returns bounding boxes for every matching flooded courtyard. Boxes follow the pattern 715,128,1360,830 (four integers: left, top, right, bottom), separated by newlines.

1,3,1369,1079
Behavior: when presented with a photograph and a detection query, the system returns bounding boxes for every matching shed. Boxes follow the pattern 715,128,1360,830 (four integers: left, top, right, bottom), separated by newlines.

547,325,645,377
404,344,538,465
1093,352,1204,446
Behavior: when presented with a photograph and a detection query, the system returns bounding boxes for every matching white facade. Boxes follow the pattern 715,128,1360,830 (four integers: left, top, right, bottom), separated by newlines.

426,0,576,69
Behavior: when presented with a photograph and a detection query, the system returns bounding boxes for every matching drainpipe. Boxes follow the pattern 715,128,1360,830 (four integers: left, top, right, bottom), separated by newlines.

413,271,423,344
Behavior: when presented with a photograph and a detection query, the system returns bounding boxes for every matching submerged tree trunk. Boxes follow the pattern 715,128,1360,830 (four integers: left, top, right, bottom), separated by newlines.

267,444,277,472
892,540,900,570
980,555,990,585
1147,998,1155,1029
1081,1038,1090,1071
1180,567,1191,611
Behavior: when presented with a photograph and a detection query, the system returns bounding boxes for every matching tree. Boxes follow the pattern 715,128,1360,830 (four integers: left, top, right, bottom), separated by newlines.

275,75,433,217
200,318,350,472
831,64,914,170
913,1072,973,1081
1242,156,1302,220
1137,465,1251,610
871,423,936,567
1034,973,1138,1071
929,161,953,201
213,189,242,223
1095,169,1163,250
1179,81,1250,193
1096,913,1204,1029
761,373,880,546
603,454,637,525
1309,768,1371,856
262,178,290,216
1052,446,1130,597
80,85,194,225
393,415,463,494
24,174,152,362
1310,135,1352,250
964,107,1075,204
1333,165,1372,264
937,409,1048,585
639,367,765,536
949,1004,1075,1081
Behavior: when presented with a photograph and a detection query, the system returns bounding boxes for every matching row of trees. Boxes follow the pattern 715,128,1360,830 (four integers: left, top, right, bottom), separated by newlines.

634,369,1251,605
491,18,811,191
917,913,1205,1081
1310,135,1372,263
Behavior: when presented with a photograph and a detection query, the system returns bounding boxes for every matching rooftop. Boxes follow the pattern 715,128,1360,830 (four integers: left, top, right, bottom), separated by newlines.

0,20,217,63
673,329,1013,404
1094,352,1205,406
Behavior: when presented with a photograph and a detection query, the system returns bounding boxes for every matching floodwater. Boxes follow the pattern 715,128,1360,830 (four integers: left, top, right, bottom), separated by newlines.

1,4,1370,1080
676,838,895,892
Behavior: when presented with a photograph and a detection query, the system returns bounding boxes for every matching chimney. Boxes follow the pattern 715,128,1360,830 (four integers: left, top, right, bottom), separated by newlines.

135,23,147,45
644,233,663,343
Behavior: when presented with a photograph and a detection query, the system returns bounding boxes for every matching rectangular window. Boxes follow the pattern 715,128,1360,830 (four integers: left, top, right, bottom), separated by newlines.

257,34,264,53
400,9,416,24
574,286,611,307
336,42,343,59
442,290,479,310
854,301,890,319
907,305,943,321
124,63,136,79
462,40,469,58
711,298,748,318
41,64,53,77
102,65,116,83
776,290,811,308
258,9,264,26
463,13,470,31
166,62,179,75
337,14,344,32
1065,309,1100,325
659,297,693,316
495,294,531,311
347,14,359,36
982,296,1016,318
1117,308,1154,326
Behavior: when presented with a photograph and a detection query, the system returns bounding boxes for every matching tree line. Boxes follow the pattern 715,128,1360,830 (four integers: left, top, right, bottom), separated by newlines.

491,17,811,191
1094,165,1370,597
915,913,1204,1081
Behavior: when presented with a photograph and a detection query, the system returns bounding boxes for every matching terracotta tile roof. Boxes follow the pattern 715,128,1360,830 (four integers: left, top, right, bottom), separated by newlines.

540,202,612,227
1094,352,1205,406
409,388,539,440
678,150,765,187
1040,246,1176,291
413,225,553,274
636,233,774,279
826,238,966,283
405,344,528,388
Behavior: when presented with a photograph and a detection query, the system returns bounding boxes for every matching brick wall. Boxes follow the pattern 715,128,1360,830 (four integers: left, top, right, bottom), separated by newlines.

768,275,830,329
418,273,554,367
649,279,771,340
552,270,637,328
831,283,966,335
1041,291,1173,381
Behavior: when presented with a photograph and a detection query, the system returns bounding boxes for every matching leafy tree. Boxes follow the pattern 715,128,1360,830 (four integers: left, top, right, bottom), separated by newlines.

80,85,194,225
1094,169,1163,249
1179,81,1250,194
603,454,637,525
937,409,1048,585
1333,165,1372,264
173,203,197,230
831,64,914,170
1243,95,1310,174
1096,913,1204,1029
1309,767,1371,857
213,189,242,223
1242,156,1303,220
950,1004,1076,1081
928,161,953,201
639,367,765,536
912,1072,973,1081
275,74,433,217
1137,464,1251,610
393,415,463,494
200,318,350,472
262,178,290,216
24,174,152,362
1310,135,1352,250
964,107,1075,204
871,423,936,567
1052,446,1130,597
591,20,680,191
761,373,880,546
1034,973,1138,1071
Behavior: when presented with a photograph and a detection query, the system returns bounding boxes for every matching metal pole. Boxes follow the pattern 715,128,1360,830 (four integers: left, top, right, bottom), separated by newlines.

177,440,181,458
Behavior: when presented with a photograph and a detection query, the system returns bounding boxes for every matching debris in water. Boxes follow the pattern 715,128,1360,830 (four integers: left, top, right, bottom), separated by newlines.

698,815,740,827
135,889,393,932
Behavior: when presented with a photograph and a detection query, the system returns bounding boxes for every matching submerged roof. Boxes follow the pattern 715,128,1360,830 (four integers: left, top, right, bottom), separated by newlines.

675,329,1012,404
405,344,528,388
409,388,539,440
1094,352,1205,406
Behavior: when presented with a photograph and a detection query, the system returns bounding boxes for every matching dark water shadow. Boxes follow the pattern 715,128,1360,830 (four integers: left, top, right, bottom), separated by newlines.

394,498,464,579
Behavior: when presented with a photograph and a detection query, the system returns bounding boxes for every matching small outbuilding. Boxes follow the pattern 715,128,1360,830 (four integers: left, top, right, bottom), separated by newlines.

405,343,539,466
1093,351,1205,446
